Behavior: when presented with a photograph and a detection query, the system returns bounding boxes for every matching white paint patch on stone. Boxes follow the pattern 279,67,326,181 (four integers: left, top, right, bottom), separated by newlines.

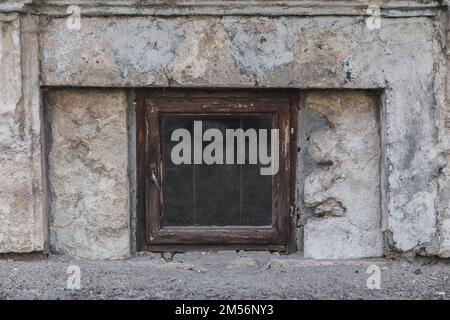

302,91,383,259
46,90,130,260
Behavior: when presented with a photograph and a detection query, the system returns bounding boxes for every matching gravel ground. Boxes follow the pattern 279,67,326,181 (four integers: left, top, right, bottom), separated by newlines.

0,251,449,300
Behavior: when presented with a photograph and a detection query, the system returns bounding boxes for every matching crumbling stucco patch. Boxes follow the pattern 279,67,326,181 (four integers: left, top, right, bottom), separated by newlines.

45,89,130,260
301,91,383,259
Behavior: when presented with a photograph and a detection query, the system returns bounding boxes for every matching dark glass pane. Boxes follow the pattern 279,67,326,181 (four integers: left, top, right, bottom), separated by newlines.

161,114,273,227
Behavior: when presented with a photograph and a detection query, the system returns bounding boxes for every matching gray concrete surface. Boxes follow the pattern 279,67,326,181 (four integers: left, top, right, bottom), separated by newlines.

0,252,449,300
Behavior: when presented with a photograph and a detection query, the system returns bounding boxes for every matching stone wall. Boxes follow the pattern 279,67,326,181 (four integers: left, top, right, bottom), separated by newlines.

300,91,383,259
436,3,450,258
0,14,45,253
45,89,130,259
0,1,449,260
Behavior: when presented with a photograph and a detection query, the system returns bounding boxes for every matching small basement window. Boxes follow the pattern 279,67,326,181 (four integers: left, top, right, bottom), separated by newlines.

136,89,298,252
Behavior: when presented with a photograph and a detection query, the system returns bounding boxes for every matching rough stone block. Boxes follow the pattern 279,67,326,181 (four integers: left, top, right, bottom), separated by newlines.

302,91,384,259
0,16,45,253
46,89,130,259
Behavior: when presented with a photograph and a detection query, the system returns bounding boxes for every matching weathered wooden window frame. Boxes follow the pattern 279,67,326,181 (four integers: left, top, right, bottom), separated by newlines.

136,89,298,252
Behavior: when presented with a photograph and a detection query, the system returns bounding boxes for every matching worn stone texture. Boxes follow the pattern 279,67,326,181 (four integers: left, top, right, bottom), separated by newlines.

1,2,448,260
40,16,434,90
0,15,45,253
45,89,130,259
39,15,442,257
17,1,442,17
435,6,450,258
301,91,383,259
0,1,32,12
